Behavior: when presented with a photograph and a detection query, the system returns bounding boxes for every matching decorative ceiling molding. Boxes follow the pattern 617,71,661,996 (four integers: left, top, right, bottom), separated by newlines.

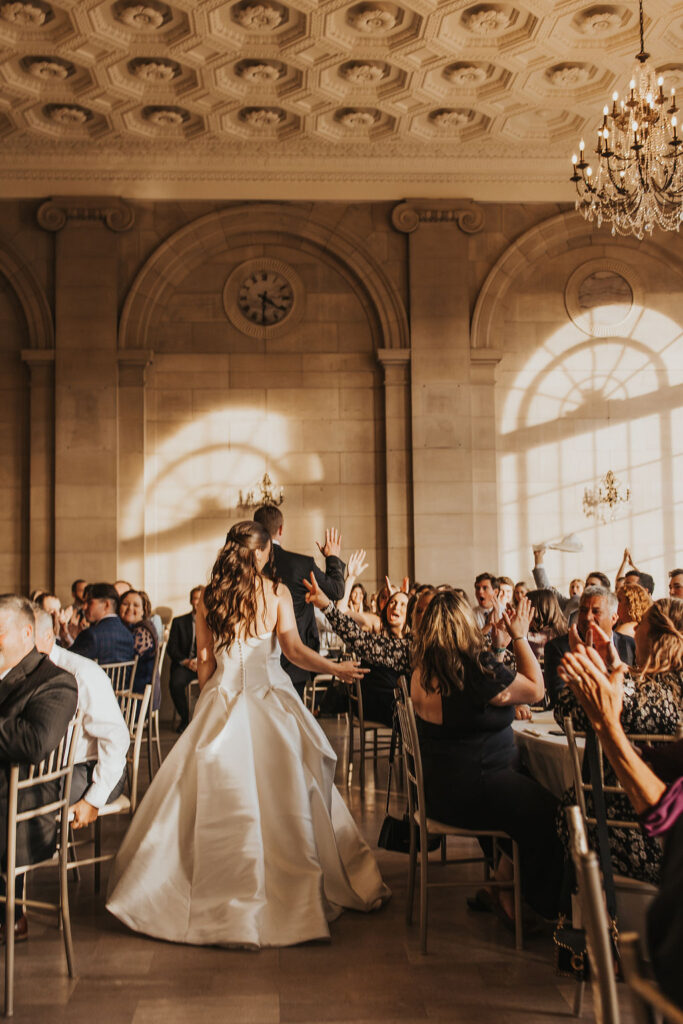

391,198,485,234
36,195,135,231
0,0,680,199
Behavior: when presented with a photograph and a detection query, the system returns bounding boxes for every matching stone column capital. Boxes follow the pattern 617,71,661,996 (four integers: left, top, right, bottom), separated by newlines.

21,348,55,381
391,199,485,235
117,350,154,387
37,197,135,233
377,347,410,383
470,347,503,384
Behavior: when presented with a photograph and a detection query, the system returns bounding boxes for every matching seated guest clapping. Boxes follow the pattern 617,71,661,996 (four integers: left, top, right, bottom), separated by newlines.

71,583,134,665
555,598,683,884
0,596,78,940
543,586,635,706
33,607,129,830
558,640,683,1008
119,590,160,709
167,586,202,732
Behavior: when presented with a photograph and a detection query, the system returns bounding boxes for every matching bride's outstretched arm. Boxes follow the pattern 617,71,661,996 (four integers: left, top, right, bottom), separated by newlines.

195,593,217,691
276,585,368,687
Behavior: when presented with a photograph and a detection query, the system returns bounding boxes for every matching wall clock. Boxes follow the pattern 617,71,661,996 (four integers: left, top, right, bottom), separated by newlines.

223,257,305,339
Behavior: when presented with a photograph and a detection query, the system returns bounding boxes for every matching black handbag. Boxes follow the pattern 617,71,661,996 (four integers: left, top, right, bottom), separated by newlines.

377,715,440,854
553,726,620,981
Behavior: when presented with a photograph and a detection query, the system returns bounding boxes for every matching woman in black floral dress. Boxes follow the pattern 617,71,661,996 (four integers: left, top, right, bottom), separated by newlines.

555,597,683,884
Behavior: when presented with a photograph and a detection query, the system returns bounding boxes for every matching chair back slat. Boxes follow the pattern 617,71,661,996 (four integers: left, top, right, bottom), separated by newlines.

115,684,152,814
101,658,139,696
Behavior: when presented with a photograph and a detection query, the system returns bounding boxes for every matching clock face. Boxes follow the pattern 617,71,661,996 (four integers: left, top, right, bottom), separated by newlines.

238,270,294,326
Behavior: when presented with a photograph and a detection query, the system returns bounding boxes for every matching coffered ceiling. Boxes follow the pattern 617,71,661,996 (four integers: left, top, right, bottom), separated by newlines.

0,0,682,200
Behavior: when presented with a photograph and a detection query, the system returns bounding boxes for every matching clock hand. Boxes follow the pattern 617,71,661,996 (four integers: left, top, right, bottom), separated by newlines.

259,292,287,312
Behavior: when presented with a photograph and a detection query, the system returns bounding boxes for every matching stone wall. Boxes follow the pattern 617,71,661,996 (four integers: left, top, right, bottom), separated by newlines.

1,196,682,612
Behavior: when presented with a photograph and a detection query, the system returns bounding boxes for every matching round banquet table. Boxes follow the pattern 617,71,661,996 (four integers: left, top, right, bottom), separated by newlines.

512,710,584,799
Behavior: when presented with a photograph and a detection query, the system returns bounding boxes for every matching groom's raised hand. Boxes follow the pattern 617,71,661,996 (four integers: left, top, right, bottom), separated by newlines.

317,527,342,559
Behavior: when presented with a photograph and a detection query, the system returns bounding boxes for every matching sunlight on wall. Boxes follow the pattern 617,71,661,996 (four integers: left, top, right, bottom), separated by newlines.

498,307,683,593
120,406,324,611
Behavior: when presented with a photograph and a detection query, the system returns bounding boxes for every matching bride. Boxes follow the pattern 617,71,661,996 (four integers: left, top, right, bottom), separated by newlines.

107,521,390,948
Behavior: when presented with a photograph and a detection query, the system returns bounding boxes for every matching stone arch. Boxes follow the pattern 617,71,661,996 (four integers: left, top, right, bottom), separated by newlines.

471,210,683,353
119,203,408,352
0,233,53,349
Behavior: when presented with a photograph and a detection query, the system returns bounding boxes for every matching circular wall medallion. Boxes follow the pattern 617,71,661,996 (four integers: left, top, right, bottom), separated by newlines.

565,259,642,337
223,258,305,339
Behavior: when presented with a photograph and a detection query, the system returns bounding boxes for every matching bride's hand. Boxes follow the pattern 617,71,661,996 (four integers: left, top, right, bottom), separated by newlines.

334,660,369,685
303,572,330,610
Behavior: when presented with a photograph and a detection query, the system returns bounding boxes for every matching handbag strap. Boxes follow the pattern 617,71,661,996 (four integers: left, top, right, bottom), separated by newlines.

584,725,618,921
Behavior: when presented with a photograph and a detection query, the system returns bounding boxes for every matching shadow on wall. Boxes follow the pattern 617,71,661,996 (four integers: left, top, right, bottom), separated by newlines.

498,305,683,589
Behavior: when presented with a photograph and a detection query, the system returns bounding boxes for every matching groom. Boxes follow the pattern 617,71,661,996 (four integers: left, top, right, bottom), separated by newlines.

254,505,346,699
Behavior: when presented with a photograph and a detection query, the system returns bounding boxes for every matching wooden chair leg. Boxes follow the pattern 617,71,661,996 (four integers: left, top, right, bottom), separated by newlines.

5,875,16,1016
419,825,429,955
345,712,353,786
512,842,523,951
94,818,102,894
60,840,76,978
359,726,366,798
153,712,162,770
406,825,417,926
572,980,585,1017
146,716,154,781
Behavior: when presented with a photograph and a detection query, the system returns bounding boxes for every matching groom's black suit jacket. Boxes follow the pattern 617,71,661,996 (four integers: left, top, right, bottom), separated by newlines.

273,544,345,687
0,647,78,867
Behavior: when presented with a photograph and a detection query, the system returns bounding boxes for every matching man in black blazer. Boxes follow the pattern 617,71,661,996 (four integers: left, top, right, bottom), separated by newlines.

253,505,346,699
167,586,202,731
71,583,135,666
0,595,79,939
544,585,635,707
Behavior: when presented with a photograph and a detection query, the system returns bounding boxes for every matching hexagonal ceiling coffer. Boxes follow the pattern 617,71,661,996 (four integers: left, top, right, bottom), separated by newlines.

239,106,286,127
573,5,628,37
346,3,403,35
128,57,181,82
461,4,519,36
0,0,53,25
21,54,74,79
113,1,172,30
142,104,190,126
339,60,390,84
43,102,91,125
430,108,475,130
231,0,288,31
336,107,381,129
546,63,597,88
235,59,286,82
443,62,490,87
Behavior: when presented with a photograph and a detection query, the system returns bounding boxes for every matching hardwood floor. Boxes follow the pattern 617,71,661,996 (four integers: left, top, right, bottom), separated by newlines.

9,717,636,1023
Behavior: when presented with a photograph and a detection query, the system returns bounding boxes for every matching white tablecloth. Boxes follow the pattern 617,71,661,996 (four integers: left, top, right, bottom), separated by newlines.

512,710,584,799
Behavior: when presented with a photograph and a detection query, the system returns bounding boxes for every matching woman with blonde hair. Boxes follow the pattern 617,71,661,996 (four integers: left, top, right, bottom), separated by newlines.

615,581,652,638
556,597,683,883
108,521,389,948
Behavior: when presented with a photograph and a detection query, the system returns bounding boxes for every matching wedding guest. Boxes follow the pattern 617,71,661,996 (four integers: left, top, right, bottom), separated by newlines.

624,569,655,595
525,589,567,669
360,589,410,727
64,578,89,645
557,640,683,1008
543,586,635,706
253,505,345,699
119,589,160,709
615,581,652,638
569,579,584,598
555,599,683,883
338,550,377,631
167,586,202,732
496,576,515,612
33,607,129,829
669,568,683,598
532,545,609,617
0,595,78,941
349,583,369,615
473,572,498,631
307,581,562,922
113,580,133,597
71,583,134,665
513,581,527,607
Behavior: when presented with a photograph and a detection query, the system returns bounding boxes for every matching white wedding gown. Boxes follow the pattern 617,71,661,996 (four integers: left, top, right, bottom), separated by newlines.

106,632,390,948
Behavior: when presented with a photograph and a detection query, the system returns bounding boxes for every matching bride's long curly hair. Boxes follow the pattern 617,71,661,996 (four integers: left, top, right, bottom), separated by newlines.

204,521,279,651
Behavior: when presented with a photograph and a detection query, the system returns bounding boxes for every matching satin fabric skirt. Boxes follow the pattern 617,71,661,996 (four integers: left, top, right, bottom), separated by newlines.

107,661,389,948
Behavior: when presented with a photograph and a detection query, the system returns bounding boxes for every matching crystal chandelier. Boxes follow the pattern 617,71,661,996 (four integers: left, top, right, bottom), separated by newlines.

583,470,631,524
238,472,284,510
570,0,682,239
